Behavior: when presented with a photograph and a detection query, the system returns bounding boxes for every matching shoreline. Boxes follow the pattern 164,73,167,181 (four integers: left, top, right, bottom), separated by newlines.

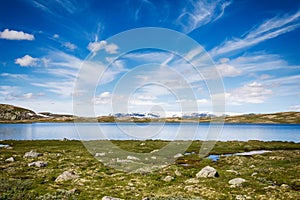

1,119,300,124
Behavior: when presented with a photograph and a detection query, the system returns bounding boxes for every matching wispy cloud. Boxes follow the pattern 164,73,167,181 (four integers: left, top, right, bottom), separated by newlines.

176,0,232,33
0,73,28,79
211,11,300,57
0,29,34,40
0,86,44,101
227,81,273,104
133,0,156,21
32,0,79,15
32,81,74,97
289,105,300,111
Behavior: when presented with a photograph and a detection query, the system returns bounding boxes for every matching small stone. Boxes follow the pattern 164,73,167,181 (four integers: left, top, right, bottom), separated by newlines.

175,169,182,176
229,178,246,187
102,196,123,200
5,157,14,162
163,175,174,182
142,198,150,200
55,171,79,182
249,165,255,168
127,155,140,161
236,194,251,200
128,182,134,187
184,185,198,192
226,169,240,175
174,153,183,158
150,149,159,153
263,185,277,190
23,150,43,158
196,166,219,178
251,172,257,177
185,178,199,184
95,152,106,157
151,156,156,160
140,142,146,146
280,184,289,189
28,161,47,167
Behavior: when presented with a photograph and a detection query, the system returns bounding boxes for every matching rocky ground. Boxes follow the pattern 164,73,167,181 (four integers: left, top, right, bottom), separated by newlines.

0,140,299,199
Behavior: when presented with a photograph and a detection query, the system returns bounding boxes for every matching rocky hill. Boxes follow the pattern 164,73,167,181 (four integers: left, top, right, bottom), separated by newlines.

0,104,38,121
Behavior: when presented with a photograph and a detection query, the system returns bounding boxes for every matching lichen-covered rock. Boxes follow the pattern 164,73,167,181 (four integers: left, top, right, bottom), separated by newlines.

229,178,246,187
95,152,106,157
55,171,79,182
175,169,182,176
23,150,43,158
196,166,219,178
163,175,174,182
174,153,184,158
185,178,199,184
28,161,47,167
5,157,14,162
127,155,140,161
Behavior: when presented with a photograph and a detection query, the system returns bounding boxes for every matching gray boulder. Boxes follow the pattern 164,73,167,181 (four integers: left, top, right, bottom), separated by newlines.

28,161,47,167
5,157,14,162
229,178,246,187
163,175,174,182
127,155,140,161
24,150,43,158
55,171,79,182
95,152,106,157
196,166,219,178
174,153,184,158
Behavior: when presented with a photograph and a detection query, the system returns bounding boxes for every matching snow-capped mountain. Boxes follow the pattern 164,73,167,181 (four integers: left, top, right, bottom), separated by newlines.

111,112,217,118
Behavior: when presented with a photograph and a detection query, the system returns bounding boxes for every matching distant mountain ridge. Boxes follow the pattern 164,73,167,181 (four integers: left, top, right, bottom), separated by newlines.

0,104,299,124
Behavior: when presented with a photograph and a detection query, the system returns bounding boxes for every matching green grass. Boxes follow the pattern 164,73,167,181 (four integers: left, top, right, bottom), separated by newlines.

0,140,299,199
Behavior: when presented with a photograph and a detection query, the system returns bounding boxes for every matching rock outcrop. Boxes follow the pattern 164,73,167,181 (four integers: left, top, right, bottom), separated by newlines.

0,104,38,120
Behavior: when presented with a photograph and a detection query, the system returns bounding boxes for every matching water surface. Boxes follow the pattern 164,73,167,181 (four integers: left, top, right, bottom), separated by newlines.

0,123,299,142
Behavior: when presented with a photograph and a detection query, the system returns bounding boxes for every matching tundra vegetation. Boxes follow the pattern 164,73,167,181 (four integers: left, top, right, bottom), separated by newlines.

0,140,299,199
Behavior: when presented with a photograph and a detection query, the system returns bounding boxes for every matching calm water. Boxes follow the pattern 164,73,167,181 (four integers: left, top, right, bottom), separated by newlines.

0,123,299,142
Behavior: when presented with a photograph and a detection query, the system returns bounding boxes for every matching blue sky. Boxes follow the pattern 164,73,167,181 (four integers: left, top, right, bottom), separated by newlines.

0,0,300,116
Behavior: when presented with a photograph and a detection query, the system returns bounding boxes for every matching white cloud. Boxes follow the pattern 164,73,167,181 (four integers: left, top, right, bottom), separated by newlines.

63,42,77,50
216,63,242,77
92,92,112,104
228,82,273,104
211,11,300,57
87,40,119,55
53,34,59,38
0,86,45,101
15,55,38,67
289,105,300,111
176,0,232,33
0,29,34,40
213,52,290,78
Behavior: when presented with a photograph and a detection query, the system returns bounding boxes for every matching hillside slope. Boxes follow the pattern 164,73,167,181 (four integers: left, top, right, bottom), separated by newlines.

0,104,38,120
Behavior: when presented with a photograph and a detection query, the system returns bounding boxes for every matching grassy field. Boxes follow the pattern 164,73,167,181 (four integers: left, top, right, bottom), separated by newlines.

0,140,299,199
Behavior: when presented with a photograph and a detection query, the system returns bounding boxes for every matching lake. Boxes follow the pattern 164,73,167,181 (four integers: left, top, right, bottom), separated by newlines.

0,123,299,142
